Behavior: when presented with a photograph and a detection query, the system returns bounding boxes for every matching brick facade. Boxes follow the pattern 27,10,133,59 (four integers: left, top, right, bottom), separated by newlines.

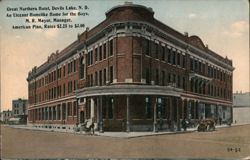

27,2,234,131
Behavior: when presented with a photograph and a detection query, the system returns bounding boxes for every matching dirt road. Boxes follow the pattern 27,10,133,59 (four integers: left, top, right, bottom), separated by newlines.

1,125,250,159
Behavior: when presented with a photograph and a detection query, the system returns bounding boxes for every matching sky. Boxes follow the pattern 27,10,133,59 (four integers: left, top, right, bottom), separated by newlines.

0,0,249,111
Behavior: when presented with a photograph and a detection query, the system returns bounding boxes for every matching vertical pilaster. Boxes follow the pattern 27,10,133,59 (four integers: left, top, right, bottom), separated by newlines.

177,98,181,131
169,97,173,131
60,103,63,121
126,95,130,132
153,96,158,132
51,106,54,121
99,96,104,133
48,107,50,121
182,98,185,119
56,105,58,120
90,98,95,121
96,97,100,129
65,103,68,121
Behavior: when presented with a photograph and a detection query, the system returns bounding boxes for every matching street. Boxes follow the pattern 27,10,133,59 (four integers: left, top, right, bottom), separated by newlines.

1,124,250,159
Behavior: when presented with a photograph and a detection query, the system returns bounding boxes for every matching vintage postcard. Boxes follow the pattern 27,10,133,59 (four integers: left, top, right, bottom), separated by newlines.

0,0,249,159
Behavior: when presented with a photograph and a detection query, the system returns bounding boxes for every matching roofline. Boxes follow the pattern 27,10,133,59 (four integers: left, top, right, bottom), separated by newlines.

105,2,154,16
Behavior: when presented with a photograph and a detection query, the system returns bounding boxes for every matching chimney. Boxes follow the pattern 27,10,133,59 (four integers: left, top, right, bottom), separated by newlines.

184,32,188,37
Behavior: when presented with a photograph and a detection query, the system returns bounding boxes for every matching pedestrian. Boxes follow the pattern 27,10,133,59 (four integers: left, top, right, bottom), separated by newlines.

219,117,222,125
182,118,187,131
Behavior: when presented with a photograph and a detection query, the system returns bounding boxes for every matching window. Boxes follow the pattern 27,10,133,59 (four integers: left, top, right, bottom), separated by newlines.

177,75,180,88
190,58,193,71
109,66,113,83
172,74,176,83
73,102,77,116
202,63,205,74
145,97,152,118
68,62,71,74
167,48,171,63
155,69,159,85
172,50,176,65
108,98,114,119
95,71,98,86
63,83,66,96
57,68,61,79
90,74,93,86
161,70,165,86
194,60,198,72
109,40,113,56
161,46,165,61
73,59,76,72
90,51,93,65
99,45,102,61
80,57,85,79
87,52,90,66
146,68,150,84
182,77,186,90
54,87,56,98
74,80,77,90
182,54,186,68
199,61,202,73
54,71,56,81
155,43,158,59
145,39,150,56
57,86,61,97
99,70,102,86
168,73,171,83
177,53,180,66
68,81,72,94
103,43,107,59
63,66,66,77
104,68,106,85
95,48,98,62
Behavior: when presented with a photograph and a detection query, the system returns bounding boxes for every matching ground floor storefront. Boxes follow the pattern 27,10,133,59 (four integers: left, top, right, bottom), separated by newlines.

27,85,232,132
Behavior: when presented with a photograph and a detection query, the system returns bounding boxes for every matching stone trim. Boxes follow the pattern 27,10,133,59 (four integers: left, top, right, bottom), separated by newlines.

75,84,183,98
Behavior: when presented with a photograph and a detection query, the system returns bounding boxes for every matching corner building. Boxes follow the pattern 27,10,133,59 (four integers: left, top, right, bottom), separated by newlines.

27,3,234,132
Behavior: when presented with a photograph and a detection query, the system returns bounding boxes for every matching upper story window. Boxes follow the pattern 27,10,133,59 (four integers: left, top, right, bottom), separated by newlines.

172,50,176,65
80,56,85,79
182,54,186,68
99,70,102,86
145,39,150,56
109,66,113,83
155,69,159,85
167,48,171,63
103,43,107,59
95,71,98,86
99,45,102,61
103,68,106,85
155,43,159,59
109,39,113,56
57,68,61,79
90,51,93,65
177,53,180,66
161,46,165,61
63,66,66,77
95,48,98,62
73,59,76,72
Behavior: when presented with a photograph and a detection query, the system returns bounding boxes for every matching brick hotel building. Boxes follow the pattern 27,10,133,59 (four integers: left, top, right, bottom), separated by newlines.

27,2,234,132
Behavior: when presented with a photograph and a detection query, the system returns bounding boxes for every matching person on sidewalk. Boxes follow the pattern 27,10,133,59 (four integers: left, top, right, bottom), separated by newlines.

219,117,222,125
182,118,187,131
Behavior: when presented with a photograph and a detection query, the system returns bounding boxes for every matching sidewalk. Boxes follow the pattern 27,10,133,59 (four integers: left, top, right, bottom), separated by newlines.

6,123,240,138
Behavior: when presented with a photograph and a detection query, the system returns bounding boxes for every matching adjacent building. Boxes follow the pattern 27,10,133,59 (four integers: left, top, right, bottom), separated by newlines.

12,98,28,124
1,110,12,123
233,92,250,125
27,2,234,132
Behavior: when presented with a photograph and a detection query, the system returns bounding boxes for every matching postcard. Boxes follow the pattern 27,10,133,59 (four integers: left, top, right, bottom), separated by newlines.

0,0,249,159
